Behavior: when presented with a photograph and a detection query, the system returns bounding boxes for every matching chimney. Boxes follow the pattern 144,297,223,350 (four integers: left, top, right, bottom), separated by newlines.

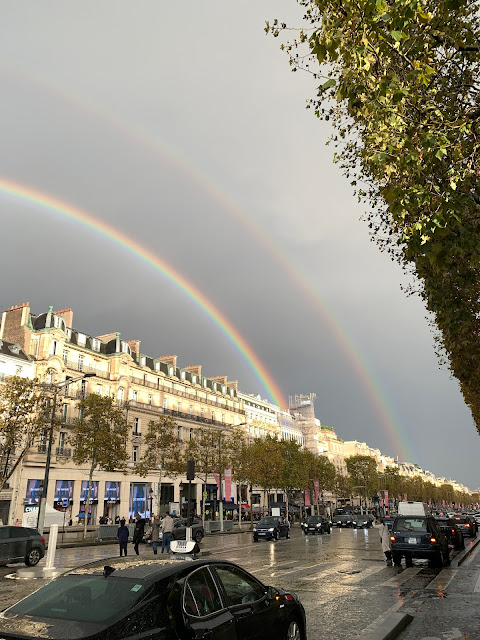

158,355,177,371
54,307,73,328
126,339,141,355
184,365,202,377
0,303,31,351
211,376,228,385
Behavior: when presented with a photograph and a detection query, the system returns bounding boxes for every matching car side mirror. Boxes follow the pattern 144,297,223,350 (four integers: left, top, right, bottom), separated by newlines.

266,586,278,601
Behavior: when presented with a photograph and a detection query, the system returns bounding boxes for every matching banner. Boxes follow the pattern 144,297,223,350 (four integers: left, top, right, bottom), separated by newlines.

224,468,232,502
384,489,389,506
304,490,311,506
314,480,319,505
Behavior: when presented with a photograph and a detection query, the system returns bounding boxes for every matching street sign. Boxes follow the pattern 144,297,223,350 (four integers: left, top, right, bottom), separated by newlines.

61,498,68,508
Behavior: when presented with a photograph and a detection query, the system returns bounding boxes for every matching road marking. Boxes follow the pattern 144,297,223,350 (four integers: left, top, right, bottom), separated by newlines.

473,570,480,592
425,568,457,591
381,567,422,587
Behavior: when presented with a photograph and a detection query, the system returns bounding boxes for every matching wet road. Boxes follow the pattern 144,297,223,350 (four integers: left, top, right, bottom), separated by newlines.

0,525,476,638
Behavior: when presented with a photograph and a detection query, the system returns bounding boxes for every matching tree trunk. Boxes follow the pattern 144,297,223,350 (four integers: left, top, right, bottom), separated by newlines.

156,467,163,517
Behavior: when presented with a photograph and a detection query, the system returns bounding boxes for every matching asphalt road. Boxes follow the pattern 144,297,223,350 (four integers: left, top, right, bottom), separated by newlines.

0,525,477,639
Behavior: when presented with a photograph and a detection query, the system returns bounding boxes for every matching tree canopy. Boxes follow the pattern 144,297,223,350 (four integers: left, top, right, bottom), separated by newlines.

267,0,480,433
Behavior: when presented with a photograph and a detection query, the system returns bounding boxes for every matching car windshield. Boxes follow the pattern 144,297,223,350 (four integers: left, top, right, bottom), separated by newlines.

6,575,152,623
258,517,279,525
395,518,428,532
307,516,323,523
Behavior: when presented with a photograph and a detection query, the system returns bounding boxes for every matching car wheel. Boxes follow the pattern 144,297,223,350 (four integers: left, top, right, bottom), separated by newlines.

194,531,203,543
285,618,302,640
25,548,41,567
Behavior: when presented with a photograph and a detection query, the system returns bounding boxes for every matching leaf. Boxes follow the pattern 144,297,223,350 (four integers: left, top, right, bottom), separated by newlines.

319,78,336,91
390,30,403,42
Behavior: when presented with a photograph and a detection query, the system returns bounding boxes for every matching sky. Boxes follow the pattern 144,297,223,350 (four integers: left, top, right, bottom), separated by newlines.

0,2,478,489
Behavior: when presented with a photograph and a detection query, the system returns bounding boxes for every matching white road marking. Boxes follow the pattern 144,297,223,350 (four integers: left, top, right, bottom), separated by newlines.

473,570,480,592
425,568,457,591
381,567,422,587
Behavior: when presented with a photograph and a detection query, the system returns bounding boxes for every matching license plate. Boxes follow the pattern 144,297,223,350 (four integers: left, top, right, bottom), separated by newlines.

407,537,418,544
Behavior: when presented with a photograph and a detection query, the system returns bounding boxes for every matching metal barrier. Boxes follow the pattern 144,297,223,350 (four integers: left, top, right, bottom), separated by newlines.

204,521,234,533
97,524,135,540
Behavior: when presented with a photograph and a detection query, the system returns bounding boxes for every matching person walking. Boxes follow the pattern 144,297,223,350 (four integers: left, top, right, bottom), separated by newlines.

161,512,174,554
117,518,129,557
379,518,393,566
150,515,161,555
132,515,145,556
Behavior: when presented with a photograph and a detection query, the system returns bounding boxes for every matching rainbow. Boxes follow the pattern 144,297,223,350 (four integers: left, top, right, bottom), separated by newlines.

0,63,412,462
0,177,286,408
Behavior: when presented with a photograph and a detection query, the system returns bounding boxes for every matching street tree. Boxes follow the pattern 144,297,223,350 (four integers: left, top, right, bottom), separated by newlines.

268,1,480,434
183,426,237,525
0,376,49,494
69,393,129,539
248,435,284,511
302,449,336,514
345,455,379,511
135,415,179,516
277,439,308,520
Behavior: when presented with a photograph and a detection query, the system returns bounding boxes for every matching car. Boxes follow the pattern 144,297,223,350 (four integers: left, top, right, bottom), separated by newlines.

352,515,373,529
0,525,45,567
301,515,331,535
452,515,478,538
390,515,449,567
0,557,307,640
434,516,465,550
146,518,205,545
253,516,290,541
334,514,354,528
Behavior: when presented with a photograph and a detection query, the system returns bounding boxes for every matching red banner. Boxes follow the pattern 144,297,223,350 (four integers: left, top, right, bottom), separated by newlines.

224,468,232,502
384,490,389,506
304,490,311,506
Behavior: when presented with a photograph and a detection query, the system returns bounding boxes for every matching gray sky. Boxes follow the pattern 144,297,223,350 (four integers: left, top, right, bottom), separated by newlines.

0,2,478,489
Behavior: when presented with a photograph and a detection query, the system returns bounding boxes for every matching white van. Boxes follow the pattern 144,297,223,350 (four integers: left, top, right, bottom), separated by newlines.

397,501,431,516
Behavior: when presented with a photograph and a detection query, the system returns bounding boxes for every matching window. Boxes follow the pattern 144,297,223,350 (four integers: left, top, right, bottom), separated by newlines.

148,395,152,406
53,316,65,330
132,390,138,402
181,371,185,380
118,388,124,402
78,355,84,372
189,428,193,440
61,405,67,421
177,426,182,441
132,446,138,463
222,414,225,424
133,418,140,435
163,398,168,410
214,565,265,606
177,402,181,413
189,405,193,416
212,412,215,422
58,432,66,451
96,384,102,395
62,350,68,365
184,568,223,617
77,333,86,347
140,356,146,367
169,366,174,376
200,408,204,418
50,340,58,356
192,375,197,384
81,380,87,398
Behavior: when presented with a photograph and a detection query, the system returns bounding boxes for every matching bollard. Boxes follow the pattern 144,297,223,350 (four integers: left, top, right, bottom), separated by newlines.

45,523,58,569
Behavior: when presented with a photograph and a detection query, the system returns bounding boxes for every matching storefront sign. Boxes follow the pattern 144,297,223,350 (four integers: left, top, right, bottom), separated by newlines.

25,479,43,505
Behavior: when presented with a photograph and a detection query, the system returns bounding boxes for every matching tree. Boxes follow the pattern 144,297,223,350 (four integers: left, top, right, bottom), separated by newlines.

248,435,284,512
268,2,480,434
135,415,179,515
277,439,308,520
302,450,336,514
345,455,379,511
183,426,237,525
0,376,49,493
69,394,129,539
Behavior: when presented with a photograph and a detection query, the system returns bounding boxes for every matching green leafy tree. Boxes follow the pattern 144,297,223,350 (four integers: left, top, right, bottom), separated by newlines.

183,426,237,525
268,1,480,433
277,439,308,520
69,394,129,539
135,415,180,515
248,435,284,512
333,471,353,508
302,450,336,513
0,376,49,493
345,455,379,511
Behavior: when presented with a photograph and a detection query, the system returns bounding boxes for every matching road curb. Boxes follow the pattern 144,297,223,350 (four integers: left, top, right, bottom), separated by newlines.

453,534,480,566
361,612,414,640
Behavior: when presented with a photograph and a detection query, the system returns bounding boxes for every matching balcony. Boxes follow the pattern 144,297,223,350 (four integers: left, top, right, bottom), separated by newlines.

37,444,47,454
55,447,71,457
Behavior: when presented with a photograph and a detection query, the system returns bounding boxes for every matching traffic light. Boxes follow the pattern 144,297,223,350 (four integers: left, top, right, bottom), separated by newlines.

186,460,195,481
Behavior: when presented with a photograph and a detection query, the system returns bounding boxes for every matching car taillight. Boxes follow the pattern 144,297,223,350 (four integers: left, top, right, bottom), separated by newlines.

452,529,456,534
465,523,470,528
41,537,46,544
455,517,460,521
390,536,395,542
284,594,295,601
430,537,437,543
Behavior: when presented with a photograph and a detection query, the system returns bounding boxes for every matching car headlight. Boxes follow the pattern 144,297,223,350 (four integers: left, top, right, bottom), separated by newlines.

316,524,321,528
268,528,275,532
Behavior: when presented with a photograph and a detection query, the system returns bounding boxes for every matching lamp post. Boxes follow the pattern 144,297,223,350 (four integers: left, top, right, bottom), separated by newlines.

148,488,154,521
37,373,96,534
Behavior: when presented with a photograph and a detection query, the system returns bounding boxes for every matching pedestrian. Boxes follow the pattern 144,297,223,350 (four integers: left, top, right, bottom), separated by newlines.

150,515,161,555
132,515,145,555
161,512,174,554
117,518,129,557
115,515,120,525
379,518,393,566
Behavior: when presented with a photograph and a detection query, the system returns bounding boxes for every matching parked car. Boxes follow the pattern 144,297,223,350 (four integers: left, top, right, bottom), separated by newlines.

253,516,290,541
391,515,449,567
0,558,307,640
434,516,464,550
146,518,205,544
0,526,45,567
334,514,354,528
452,515,478,538
301,515,331,535
352,515,373,529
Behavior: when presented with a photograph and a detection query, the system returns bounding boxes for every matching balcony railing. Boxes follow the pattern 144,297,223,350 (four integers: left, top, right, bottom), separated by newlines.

55,447,71,457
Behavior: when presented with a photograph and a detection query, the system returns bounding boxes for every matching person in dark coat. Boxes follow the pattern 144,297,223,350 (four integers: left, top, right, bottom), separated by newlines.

132,515,145,555
117,518,129,557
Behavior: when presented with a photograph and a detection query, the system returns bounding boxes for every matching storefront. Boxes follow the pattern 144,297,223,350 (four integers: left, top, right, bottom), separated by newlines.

24,479,43,508
104,481,121,522
78,480,98,524
129,483,153,520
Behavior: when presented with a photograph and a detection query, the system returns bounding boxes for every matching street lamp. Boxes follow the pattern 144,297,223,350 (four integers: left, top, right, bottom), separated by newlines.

37,373,96,534
148,488,154,520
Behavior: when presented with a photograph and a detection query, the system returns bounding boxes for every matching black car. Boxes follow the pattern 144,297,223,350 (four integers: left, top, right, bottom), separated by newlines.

0,558,307,640
301,515,331,535
452,515,478,538
352,515,373,529
0,525,45,567
334,514,354,528
171,518,205,544
391,515,449,567
253,516,290,541
434,516,464,550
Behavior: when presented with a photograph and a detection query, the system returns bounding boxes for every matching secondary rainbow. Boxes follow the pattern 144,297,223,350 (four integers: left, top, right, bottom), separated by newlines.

0,177,286,408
